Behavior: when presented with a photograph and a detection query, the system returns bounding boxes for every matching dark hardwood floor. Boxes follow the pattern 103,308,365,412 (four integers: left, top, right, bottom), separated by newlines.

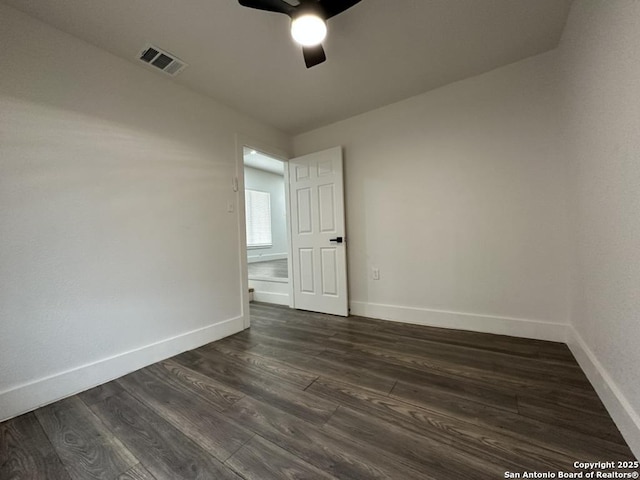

247,259,288,279
1,303,636,479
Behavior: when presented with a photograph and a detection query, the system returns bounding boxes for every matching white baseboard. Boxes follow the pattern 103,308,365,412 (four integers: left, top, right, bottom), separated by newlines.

253,291,289,306
0,316,245,423
249,278,289,306
349,301,568,343
247,253,287,264
567,327,640,458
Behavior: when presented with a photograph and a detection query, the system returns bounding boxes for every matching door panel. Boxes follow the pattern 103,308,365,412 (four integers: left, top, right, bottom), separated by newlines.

289,147,348,316
318,184,336,232
320,248,338,296
296,188,313,233
299,249,315,293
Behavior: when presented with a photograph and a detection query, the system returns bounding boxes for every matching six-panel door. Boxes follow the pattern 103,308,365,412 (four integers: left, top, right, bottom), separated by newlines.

289,147,348,316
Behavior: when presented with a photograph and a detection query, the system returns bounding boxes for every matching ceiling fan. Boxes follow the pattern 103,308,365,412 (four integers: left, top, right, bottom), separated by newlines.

238,0,362,68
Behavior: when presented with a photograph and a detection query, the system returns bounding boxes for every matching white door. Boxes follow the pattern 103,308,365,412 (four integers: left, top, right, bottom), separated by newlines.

289,147,348,316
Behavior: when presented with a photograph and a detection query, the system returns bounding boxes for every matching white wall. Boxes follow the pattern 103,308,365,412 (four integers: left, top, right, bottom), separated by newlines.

0,4,288,421
558,0,640,457
294,51,572,341
244,166,288,264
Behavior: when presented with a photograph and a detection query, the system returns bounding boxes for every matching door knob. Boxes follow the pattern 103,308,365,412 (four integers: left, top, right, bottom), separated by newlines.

329,236,343,244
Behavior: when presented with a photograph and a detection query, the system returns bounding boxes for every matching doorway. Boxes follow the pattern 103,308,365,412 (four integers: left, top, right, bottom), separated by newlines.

237,142,349,326
243,147,292,306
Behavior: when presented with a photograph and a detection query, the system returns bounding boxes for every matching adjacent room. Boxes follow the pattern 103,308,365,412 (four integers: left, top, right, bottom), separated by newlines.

243,147,291,306
1,0,639,478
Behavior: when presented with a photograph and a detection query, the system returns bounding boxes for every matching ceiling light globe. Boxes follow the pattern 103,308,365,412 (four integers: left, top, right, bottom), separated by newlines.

291,14,327,47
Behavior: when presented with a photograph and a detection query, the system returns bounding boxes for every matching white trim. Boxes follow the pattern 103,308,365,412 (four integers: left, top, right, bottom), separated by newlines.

252,291,290,306
284,158,295,308
0,316,243,423
247,252,288,263
249,277,290,306
567,327,640,458
349,301,568,342
235,134,291,328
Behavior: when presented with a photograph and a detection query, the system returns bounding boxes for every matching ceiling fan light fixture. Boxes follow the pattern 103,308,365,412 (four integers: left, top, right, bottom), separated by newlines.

291,14,327,46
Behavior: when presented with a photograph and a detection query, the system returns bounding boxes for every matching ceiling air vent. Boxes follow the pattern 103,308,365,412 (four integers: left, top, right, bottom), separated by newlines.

137,44,187,77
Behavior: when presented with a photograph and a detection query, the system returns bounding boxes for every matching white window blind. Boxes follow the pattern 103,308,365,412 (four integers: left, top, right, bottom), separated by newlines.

245,189,272,248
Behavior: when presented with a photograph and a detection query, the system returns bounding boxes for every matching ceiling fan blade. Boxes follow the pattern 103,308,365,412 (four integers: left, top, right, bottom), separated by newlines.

302,44,326,68
238,0,296,15
318,0,361,19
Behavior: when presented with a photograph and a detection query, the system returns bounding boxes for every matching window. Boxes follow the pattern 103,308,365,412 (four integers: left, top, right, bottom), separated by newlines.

245,189,272,248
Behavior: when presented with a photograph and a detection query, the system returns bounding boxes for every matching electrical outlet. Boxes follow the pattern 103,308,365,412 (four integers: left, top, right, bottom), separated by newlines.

227,201,235,213
372,267,380,280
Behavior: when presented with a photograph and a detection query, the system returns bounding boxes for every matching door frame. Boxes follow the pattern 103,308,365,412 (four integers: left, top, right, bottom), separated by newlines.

235,134,293,329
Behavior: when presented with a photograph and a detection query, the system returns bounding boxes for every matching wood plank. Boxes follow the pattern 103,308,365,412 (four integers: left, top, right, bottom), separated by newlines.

328,331,590,387
516,385,609,416
78,382,126,406
324,338,591,393
202,341,318,389
251,307,381,335
0,413,71,480
244,327,333,352
375,320,575,362
247,258,288,279
254,303,572,361
173,349,339,426
35,396,138,480
391,380,635,461
517,394,628,445
252,303,386,329
322,338,604,411
225,435,337,480
329,326,582,370
117,464,157,480
249,343,396,394
318,349,519,412
234,329,327,355
324,405,505,479
308,376,574,472
249,318,337,341
149,360,245,412
214,333,259,350
249,314,338,338
116,367,253,462
89,391,241,480
224,396,430,480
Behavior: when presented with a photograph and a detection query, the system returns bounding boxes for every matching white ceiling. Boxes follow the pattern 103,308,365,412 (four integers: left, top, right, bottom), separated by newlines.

3,0,572,134
244,148,285,176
